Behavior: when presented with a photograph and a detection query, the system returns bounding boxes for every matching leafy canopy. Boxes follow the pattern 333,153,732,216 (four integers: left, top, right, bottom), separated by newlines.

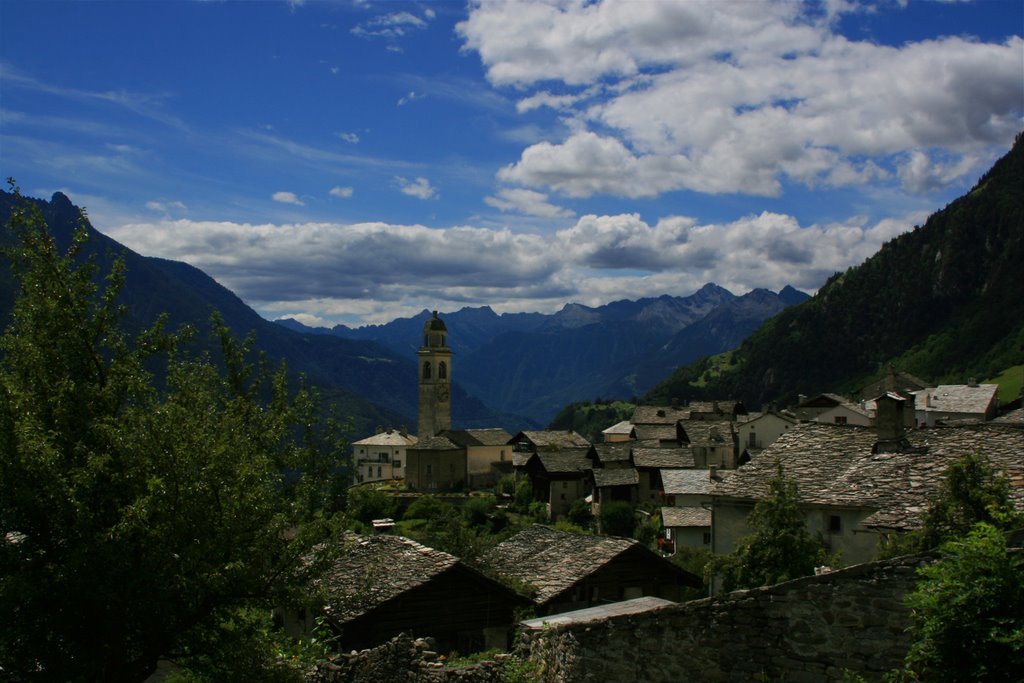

0,184,346,681
711,461,829,591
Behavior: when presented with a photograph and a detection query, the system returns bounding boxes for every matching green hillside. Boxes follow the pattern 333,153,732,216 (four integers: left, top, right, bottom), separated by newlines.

647,133,1024,408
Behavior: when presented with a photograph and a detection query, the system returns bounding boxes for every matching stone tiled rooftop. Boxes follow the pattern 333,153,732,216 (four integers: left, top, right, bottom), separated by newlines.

634,425,678,442
353,430,418,446
631,405,688,425
661,468,716,496
592,467,639,487
661,506,711,528
518,430,592,449
408,435,461,451
521,596,675,630
679,419,735,446
633,448,694,469
591,442,632,464
711,422,1024,531
445,428,513,447
531,450,591,474
994,407,1024,424
478,525,641,605
319,535,459,623
913,384,999,415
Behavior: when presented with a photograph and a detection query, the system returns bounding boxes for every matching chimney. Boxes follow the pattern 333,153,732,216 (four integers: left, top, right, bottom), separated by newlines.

375,425,384,434
873,393,908,453
709,465,720,481
798,394,807,405
400,425,408,437
671,397,679,409
968,377,978,387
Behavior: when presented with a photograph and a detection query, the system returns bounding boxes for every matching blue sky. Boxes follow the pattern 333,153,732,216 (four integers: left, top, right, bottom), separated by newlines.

1,0,1021,326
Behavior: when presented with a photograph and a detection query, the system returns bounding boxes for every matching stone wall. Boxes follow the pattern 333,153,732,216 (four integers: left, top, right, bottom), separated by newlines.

311,554,934,683
516,554,933,683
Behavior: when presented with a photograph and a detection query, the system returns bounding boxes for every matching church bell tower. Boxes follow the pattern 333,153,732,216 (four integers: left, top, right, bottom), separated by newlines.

417,310,452,439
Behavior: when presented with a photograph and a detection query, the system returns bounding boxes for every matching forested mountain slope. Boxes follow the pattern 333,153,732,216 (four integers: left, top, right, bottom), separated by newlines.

647,133,1024,408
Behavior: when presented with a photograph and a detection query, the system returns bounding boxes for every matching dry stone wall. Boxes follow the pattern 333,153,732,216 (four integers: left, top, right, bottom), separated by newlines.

311,554,934,683
516,554,933,683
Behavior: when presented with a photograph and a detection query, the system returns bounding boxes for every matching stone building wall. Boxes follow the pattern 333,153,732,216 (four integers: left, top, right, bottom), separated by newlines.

516,554,933,683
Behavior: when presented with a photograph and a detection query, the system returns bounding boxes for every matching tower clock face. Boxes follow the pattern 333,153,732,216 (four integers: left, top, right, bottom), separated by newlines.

436,383,449,402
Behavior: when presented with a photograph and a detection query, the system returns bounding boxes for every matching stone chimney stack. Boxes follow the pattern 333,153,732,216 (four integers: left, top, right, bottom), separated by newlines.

873,393,908,453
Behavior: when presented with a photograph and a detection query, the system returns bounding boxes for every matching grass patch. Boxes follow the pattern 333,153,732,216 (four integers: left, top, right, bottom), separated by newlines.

985,364,1023,404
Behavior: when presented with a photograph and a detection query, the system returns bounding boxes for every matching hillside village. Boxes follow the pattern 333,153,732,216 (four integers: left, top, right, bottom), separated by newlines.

316,310,1024,680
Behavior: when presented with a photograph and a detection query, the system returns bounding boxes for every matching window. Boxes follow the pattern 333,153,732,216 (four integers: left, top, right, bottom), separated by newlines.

703,532,711,545
393,460,401,469
377,466,382,478
834,416,848,425
422,361,431,379
562,481,568,489
748,432,757,447
379,452,389,462
438,361,447,379
829,515,842,533
426,464,432,475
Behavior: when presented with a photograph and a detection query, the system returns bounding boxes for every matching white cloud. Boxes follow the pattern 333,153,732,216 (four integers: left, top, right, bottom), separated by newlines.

397,91,425,106
395,176,437,200
145,199,188,215
459,0,1023,199
329,185,354,198
351,10,432,41
336,131,360,144
485,187,574,218
101,206,921,325
272,191,304,205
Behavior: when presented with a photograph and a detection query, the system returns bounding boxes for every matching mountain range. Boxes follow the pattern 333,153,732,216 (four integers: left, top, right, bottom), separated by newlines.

0,188,805,433
277,284,807,425
647,133,1024,408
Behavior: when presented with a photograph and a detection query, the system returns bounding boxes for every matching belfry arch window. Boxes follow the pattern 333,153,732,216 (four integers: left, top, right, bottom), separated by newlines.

422,361,431,379
438,361,447,379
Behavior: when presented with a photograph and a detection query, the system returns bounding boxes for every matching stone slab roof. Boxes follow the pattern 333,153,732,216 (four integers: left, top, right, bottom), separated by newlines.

661,468,715,496
444,428,513,447
353,430,418,447
531,450,591,475
516,430,592,449
633,448,694,469
913,384,999,416
661,506,711,528
679,420,735,446
408,435,462,451
592,467,639,488
711,423,1024,531
591,442,633,464
520,596,674,630
479,525,641,605
631,405,688,425
634,425,678,442
994,407,1024,424
319,535,459,624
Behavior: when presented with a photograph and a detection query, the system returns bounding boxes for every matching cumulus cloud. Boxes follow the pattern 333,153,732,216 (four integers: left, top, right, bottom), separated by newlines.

102,206,921,325
460,0,1022,199
272,191,304,205
395,176,437,199
336,131,360,144
329,186,354,198
485,188,574,218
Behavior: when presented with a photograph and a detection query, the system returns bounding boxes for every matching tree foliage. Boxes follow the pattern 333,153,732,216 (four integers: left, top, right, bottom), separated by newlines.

598,500,636,537
895,523,1024,682
879,452,1021,559
711,462,828,591
0,186,345,681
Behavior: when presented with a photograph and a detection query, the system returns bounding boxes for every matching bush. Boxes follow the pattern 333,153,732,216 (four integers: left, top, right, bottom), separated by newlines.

599,501,636,537
565,498,594,528
346,486,398,524
463,494,497,527
403,495,455,522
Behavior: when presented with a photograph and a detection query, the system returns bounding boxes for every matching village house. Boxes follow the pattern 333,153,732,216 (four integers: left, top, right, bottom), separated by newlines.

912,380,999,426
632,447,693,502
351,427,417,484
736,411,797,452
659,468,718,551
522,450,592,520
679,419,739,468
477,525,701,616
601,419,635,442
404,434,466,492
287,535,528,654
710,397,1024,567
794,393,872,426
444,428,514,488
